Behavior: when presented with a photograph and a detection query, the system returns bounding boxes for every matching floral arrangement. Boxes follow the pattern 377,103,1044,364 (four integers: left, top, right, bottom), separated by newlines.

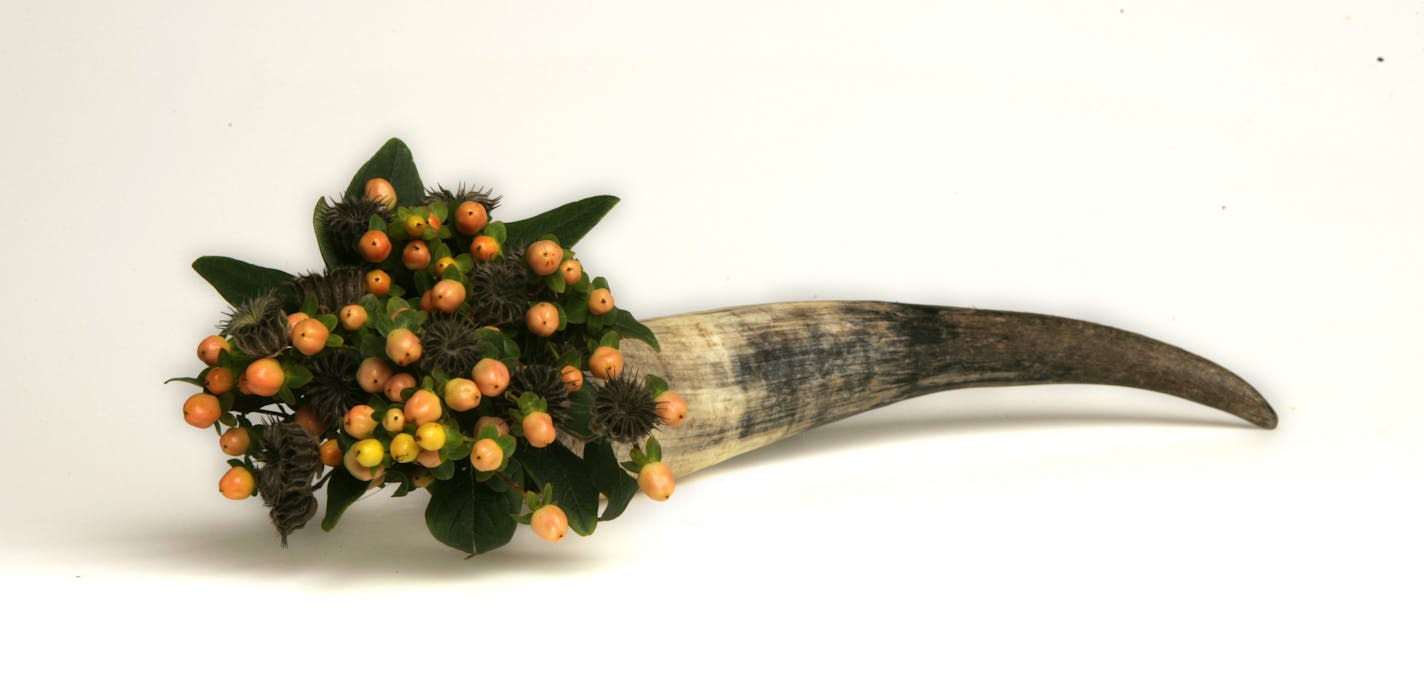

172,139,686,555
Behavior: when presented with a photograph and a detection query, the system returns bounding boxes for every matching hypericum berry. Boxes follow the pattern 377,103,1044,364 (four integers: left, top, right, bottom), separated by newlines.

339,304,367,331
434,256,457,276
384,372,416,402
294,405,325,437
454,201,489,235
526,302,560,337
416,449,443,469
531,504,569,543
403,240,431,270
365,269,391,296
352,438,384,468
389,433,419,463
472,358,510,397
344,448,383,482
319,439,342,467
291,317,329,356
410,469,435,488
588,288,614,315
357,357,393,393
475,416,510,437
403,214,428,237
416,422,446,451
364,177,397,209
470,438,503,472
204,366,235,395
343,405,377,439
427,213,443,232
219,427,251,456
525,240,562,276
560,365,584,392
443,378,480,411
197,335,230,366
522,411,556,448
560,259,582,286
386,328,422,366
431,279,466,313
470,235,500,262
244,358,285,397
381,408,406,433
419,290,434,312
219,466,257,500
287,312,310,333
588,346,623,380
637,461,675,501
359,230,392,263
655,391,688,427
403,389,442,426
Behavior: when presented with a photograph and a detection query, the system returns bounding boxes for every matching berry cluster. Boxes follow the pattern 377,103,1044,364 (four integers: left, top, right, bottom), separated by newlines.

173,140,687,554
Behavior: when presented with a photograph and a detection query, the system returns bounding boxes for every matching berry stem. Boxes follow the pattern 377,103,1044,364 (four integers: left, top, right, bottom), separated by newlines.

493,471,527,495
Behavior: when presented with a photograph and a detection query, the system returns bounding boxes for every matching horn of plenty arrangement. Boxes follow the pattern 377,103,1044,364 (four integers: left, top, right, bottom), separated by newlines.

170,139,1276,557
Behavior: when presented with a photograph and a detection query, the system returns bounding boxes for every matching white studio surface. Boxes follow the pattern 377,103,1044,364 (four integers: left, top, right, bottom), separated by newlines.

0,1,1420,697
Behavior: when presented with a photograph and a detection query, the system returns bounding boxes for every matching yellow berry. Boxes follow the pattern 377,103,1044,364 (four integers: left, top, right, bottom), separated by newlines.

352,438,385,468
389,433,419,463
416,422,446,451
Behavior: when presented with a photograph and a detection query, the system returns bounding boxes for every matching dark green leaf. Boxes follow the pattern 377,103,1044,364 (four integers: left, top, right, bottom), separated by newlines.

586,440,638,522
518,442,599,536
346,138,424,211
192,256,293,307
425,467,520,554
504,195,619,249
321,466,368,531
312,197,346,269
614,309,660,351
164,376,204,386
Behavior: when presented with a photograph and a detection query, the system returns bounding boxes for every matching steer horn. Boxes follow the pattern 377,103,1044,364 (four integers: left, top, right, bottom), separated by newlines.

618,301,1277,477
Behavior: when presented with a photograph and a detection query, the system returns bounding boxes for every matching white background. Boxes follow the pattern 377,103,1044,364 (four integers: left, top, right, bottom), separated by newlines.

2,1,1420,696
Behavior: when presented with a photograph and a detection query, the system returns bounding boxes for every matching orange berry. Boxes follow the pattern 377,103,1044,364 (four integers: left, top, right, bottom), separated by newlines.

343,446,383,482
434,256,457,276
470,235,501,261
419,290,434,312
204,366,234,395
560,365,584,392
588,346,623,380
343,405,377,439
427,213,443,232
403,215,428,237
294,406,325,436
365,269,391,296
655,391,688,427
470,438,504,472
443,378,481,412
363,177,397,209
472,358,510,397
385,328,422,366
638,461,675,501
560,259,582,286
219,466,257,500
526,302,560,337
243,358,284,397
357,357,393,393
454,201,489,235
339,304,368,331
416,449,443,468
402,239,431,270
287,312,310,332
431,279,466,313
522,411,556,448
359,230,392,263
526,240,563,276
588,288,614,315
219,427,251,456
197,335,230,366
384,373,416,402
319,439,342,467
475,416,510,437
291,317,329,356
531,504,569,543
403,389,443,426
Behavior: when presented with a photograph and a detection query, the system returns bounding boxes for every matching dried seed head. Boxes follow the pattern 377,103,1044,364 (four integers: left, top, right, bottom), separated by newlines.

324,194,391,260
420,314,482,375
589,373,659,443
256,420,322,546
470,251,530,327
220,290,288,357
285,267,365,314
422,183,502,212
509,363,570,427
301,350,364,431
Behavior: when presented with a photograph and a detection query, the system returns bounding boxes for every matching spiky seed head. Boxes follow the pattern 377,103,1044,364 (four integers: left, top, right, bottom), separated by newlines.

220,290,288,357
285,267,366,314
470,251,530,327
419,314,482,376
300,350,364,431
589,373,660,443
324,194,391,260
256,420,322,546
422,183,502,212
509,364,571,427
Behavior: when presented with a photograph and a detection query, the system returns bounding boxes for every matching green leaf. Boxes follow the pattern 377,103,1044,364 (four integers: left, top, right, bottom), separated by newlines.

283,361,313,389
312,197,355,269
587,440,638,522
504,195,619,249
644,375,669,397
321,466,368,531
425,467,520,554
518,442,600,536
614,309,661,351
346,138,424,211
192,256,294,307
164,376,203,387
